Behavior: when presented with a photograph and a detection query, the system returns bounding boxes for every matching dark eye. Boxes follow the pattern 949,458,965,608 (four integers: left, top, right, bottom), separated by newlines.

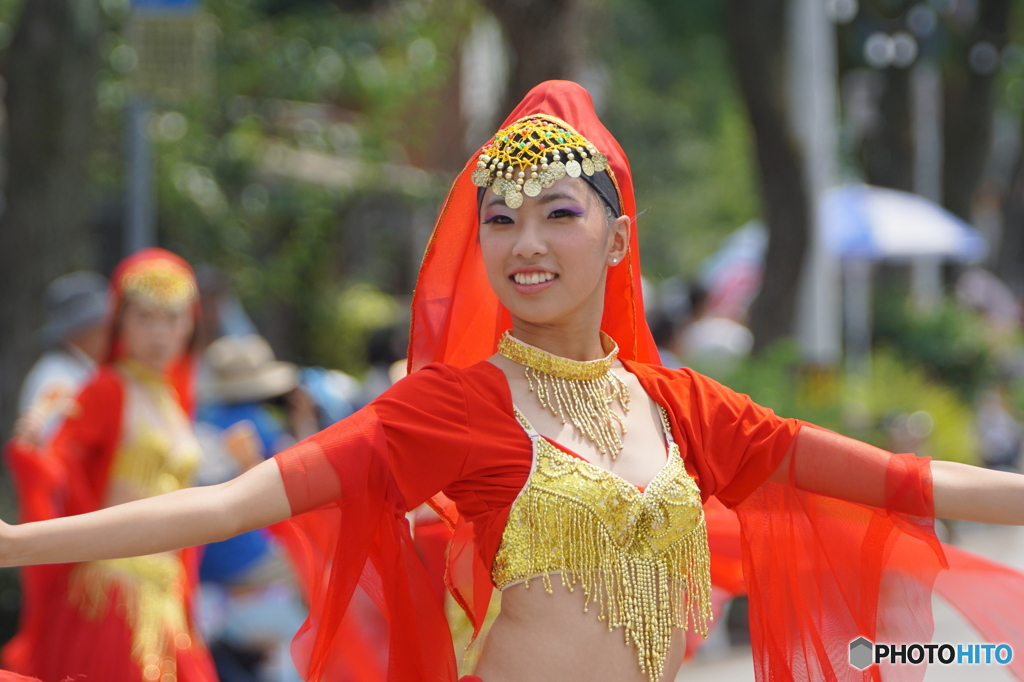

483,214,514,225
549,208,582,219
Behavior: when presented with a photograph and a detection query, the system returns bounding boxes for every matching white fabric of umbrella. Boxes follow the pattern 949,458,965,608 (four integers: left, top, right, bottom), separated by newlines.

819,184,989,375
820,184,988,262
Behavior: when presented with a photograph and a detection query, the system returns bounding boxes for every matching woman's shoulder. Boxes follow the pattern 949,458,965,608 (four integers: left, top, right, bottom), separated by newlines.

76,365,125,406
623,359,702,388
373,360,512,433
391,359,507,395
624,360,763,419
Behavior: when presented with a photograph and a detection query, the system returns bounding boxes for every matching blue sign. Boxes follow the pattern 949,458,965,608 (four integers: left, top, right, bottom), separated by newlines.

132,0,199,13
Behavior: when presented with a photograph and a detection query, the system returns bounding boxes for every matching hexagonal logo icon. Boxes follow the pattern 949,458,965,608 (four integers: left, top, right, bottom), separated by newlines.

850,637,874,670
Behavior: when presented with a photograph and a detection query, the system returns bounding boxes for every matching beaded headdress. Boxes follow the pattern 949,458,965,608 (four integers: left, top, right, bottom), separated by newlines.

471,114,610,209
120,257,198,310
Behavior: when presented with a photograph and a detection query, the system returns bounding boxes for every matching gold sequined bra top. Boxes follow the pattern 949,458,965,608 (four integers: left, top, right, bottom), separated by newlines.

491,406,713,682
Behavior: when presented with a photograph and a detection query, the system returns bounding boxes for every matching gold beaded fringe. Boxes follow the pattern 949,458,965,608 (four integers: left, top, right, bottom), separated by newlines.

498,331,630,458
493,441,713,682
68,555,193,681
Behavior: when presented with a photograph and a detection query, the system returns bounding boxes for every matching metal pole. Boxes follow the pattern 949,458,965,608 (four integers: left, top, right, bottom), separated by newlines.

910,59,944,312
125,96,155,255
789,0,842,365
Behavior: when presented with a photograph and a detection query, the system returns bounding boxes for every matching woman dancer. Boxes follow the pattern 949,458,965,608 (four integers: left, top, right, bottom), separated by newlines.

4,82,1024,682
3,249,216,682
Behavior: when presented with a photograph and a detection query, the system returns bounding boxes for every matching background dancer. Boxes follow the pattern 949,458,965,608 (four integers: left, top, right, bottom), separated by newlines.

3,249,217,682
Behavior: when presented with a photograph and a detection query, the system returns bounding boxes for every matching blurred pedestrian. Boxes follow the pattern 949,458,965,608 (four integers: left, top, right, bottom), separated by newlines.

193,335,313,682
3,249,217,682
14,271,109,446
976,386,1024,472
679,284,753,377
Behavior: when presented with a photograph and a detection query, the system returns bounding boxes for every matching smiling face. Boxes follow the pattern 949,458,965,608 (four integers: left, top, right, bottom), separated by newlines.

479,175,629,333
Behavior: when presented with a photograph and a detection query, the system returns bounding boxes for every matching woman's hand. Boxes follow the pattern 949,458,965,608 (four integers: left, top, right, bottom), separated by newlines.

0,518,12,567
11,410,44,449
287,388,320,441
0,457,292,568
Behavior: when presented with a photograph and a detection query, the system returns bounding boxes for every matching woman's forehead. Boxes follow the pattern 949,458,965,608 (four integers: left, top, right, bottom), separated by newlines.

124,296,191,317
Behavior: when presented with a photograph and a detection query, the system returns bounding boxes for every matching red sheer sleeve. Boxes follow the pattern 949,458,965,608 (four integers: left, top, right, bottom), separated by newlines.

735,425,948,681
675,369,802,508
271,365,472,682
633,364,972,681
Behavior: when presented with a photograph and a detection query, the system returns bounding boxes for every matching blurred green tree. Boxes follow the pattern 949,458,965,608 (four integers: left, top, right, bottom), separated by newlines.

633,0,810,352
0,0,105,441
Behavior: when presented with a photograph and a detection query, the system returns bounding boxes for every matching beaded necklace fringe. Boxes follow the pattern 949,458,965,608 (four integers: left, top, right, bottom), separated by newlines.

497,331,630,458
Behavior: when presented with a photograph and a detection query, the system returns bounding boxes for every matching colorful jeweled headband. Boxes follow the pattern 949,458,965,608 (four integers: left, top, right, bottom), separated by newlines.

471,115,610,209
120,258,198,310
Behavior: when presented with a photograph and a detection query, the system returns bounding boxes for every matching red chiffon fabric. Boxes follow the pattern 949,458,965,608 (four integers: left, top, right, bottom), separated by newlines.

2,249,215,682
273,360,802,680
268,80,1024,682
0,672,42,682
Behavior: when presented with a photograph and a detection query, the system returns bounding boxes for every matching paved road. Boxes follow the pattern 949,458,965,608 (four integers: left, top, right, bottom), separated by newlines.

676,522,1024,681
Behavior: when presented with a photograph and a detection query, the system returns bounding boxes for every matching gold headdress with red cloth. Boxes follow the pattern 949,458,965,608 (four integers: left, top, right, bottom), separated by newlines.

408,80,659,372
108,248,201,415
119,257,198,310
471,114,610,208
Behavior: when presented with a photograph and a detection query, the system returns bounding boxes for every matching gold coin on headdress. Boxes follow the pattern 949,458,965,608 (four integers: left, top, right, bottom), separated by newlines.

523,178,542,197
539,169,557,188
550,161,566,180
592,153,609,172
492,178,511,196
565,159,582,178
471,168,493,187
581,157,596,176
504,189,524,208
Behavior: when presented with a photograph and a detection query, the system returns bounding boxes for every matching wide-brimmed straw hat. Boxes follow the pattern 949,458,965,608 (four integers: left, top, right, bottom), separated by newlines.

203,334,298,404
38,271,109,347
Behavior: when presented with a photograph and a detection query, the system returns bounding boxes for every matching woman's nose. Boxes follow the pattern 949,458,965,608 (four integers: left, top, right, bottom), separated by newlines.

512,221,546,258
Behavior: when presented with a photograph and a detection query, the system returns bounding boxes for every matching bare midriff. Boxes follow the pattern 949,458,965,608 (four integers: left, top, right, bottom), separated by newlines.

473,581,686,682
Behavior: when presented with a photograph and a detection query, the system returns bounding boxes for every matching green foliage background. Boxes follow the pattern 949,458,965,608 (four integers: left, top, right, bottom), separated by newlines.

56,0,761,374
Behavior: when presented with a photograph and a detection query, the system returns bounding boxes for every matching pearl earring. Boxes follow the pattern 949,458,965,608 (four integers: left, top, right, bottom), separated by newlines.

611,258,619,265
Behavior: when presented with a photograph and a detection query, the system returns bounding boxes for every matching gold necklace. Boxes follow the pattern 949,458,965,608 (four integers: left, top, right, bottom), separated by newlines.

498,331,630,458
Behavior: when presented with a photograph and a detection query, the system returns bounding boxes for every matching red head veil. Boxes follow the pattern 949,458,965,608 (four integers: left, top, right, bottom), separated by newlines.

409,80,659,371
106,247,200,415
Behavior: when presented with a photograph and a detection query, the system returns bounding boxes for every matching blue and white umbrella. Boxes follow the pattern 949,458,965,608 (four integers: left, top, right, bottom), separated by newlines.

821,184,988,262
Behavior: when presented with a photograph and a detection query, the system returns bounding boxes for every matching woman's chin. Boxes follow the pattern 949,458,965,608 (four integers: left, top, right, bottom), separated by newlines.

503,303,575,328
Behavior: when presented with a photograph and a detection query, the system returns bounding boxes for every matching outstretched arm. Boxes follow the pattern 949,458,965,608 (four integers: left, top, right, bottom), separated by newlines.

930,459,1024,524
0,457,291,568
770,426,1024,524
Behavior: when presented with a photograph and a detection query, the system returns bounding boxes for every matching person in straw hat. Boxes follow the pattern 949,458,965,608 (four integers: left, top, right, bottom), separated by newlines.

198,334,317,473
6,83,1024,682
193,335,313,682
